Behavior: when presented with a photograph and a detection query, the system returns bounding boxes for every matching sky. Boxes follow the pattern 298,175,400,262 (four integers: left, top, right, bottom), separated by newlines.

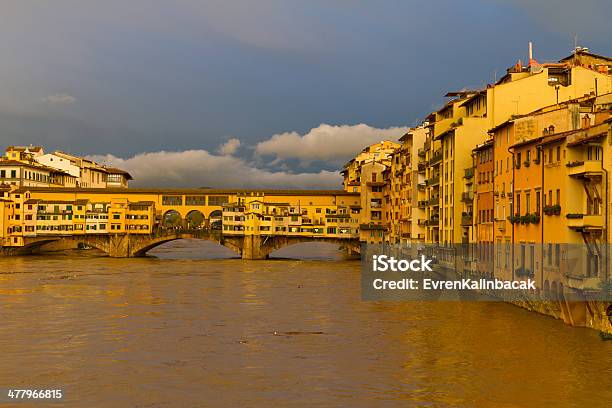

1,0,611,188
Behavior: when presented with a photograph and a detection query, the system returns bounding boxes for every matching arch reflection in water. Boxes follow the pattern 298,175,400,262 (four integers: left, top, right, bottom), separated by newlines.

147,240,350,261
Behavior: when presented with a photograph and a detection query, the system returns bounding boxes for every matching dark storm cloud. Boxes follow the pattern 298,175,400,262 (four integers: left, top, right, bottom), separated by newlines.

0,1,610,187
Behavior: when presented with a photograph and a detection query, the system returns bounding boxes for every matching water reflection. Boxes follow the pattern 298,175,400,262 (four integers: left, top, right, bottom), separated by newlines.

0,243,610,407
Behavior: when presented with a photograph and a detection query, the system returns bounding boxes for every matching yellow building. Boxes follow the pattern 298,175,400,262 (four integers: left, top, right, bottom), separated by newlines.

0,187,360,248
422,114,442,245
425,47,612,253
342,141,400,244
2,145,131,189
222,196,358,239
385,126,427,245
489,93,611,290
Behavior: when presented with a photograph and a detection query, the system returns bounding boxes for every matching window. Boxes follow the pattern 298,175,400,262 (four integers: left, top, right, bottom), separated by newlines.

185,196,205,206
208,196,229,206
548,190,552,206
548,148,553,164
536,191,540,213
162,195,183,206
526,192,530,214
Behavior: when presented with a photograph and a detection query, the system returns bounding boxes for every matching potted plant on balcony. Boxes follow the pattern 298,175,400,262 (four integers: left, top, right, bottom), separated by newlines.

529,213,540,224
552,204,561,215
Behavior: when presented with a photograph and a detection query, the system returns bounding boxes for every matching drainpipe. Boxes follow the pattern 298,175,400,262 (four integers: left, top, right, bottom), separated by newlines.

508,145,515,280
538,144,545,288
602,162,609,295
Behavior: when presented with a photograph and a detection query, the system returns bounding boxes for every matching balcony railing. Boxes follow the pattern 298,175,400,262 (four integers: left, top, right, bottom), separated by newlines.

566,160,603,177
461,213,473,226
566,214,604,229
464,167,474,179
428,196,440,206
461,192,473,202
426,175,440,186
428,150,443,165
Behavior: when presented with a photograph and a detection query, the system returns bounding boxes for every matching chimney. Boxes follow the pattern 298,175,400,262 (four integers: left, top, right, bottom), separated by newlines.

528,42,533,63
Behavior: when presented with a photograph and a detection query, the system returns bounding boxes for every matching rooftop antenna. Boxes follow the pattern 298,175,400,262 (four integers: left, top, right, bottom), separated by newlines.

574,34,578,52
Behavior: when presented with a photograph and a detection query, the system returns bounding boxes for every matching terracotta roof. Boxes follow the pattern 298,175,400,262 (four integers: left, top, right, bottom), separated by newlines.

7,145,43,152
559,50,612,63
488,119,514,134
104,167,133,180
0,159,73,176
458,90,487,107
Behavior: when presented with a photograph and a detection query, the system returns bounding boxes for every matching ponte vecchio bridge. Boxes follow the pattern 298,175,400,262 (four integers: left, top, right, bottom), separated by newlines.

1,187,362,259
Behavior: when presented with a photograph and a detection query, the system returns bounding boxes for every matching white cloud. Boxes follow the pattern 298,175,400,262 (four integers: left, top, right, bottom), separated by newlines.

255,123,406,166
89,149,341,189
40,93,77,104
217,138,241,156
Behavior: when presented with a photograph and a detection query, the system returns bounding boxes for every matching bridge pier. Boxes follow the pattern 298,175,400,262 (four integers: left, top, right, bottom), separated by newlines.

240,235,269,260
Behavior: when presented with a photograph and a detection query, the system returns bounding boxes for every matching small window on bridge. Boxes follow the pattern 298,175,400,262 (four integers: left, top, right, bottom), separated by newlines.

162,196,183,206
208,196,229,206
185,196,205,206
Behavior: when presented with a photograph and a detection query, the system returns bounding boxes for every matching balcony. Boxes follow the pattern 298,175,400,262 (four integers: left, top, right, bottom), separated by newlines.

428,150,443,166
461,213,473,226
461,192,473,203
566,214,604,230
418,148,426,158
426,175,440,186
418,162,426,172
464,167,474,179
417,182,426,191
418,200,428,209
564,275,603,291
428,196,440,206
566,160,603,177
426,218,439,227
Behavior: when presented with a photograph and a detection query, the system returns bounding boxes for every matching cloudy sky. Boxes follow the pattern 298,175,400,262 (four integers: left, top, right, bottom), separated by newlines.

1,0,611,188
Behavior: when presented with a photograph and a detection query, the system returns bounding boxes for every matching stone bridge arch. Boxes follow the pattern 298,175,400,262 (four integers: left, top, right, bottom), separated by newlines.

18,232,359,260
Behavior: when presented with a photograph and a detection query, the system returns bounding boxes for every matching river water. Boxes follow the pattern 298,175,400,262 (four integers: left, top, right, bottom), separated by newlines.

0,240,610,407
